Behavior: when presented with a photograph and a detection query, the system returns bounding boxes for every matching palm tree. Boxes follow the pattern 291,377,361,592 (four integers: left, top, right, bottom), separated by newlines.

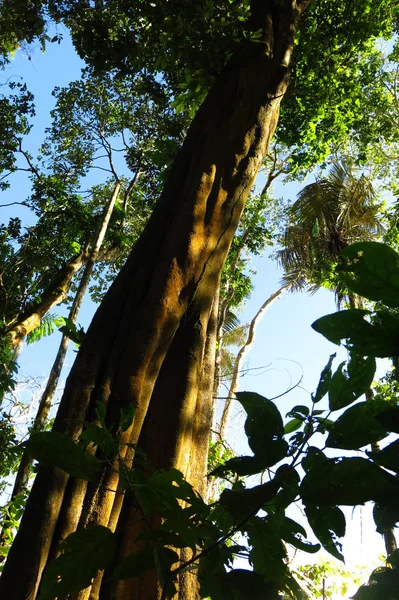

278,161,397,555
277,161,384,299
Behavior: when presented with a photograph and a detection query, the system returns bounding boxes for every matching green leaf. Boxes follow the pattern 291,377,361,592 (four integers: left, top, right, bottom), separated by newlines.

312,309,371,345
300,457,399,506
328,354,376,411
226,569,277,599
220,479,279,520
26,313,65,345
284,419,303,434
246,516,288,587
120,405,135,432
270,466,300,509
280,517,320,554
80,423,119,458
312,353,336,403
338,242,399,308
376,407,399,433
112,548,155,581
236,392,288,467
38,526,116,600
59,317,86,346
326,401,388,450
304,504,345,561
312,310,399,357
368,439,399,472
286,405,309,418
25,431,101,480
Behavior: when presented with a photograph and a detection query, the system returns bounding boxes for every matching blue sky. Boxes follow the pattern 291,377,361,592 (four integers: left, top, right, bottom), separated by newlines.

1,31,391,577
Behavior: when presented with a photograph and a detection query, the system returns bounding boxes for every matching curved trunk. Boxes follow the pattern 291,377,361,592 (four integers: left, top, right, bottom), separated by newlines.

218,282,290,440
0,4,306,597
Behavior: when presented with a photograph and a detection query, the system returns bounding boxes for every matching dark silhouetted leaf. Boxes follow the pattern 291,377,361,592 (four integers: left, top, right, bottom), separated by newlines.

312,310,399,357
38,526,115,600
328,354,376,411
326,401,388,450
312,353,336,403
376,407,399,433
26,431,101,480
338,242,399,308
300,457,399,506
220,479,279,520
304,504,345,561
247,517,288,588
280,516,320,554
368,439,399,472
236,392,288,467
112,549,154,581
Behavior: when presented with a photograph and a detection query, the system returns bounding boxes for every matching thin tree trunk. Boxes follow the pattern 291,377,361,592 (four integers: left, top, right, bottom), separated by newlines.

218,282,290,440
4,252,88,347
7,183,121,501
0,183,121,564
0,4,308,598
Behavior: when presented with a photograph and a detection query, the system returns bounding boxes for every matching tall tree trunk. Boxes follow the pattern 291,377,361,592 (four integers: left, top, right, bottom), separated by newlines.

5,183,121,504
218,282,290,440
0,4,309,598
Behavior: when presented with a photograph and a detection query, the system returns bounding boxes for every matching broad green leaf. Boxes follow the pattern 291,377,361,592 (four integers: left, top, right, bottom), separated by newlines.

38,526,116,600
326,401,388,450
301,447,328,473
352,567,399,600
220,479,279,520
112,548,154,581
304,504,345,561
246,517,288,587
311,353,336,403
236,392,288,467
368,439,399,472
300,457,399,506
120,405,135,432
328,354,375,411
79,423,119,458
312,309,371,346
270,466,300,509
376,407,399,433
312,310,399,357
226,569,277,599
286,405,309,418
284,419,303,434
280,516,320,554
338,242,399,307
200,565,278,600
26,431,101,480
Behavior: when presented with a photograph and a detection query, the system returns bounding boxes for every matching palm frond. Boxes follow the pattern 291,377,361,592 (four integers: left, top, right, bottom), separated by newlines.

222,310,240,334
26,313,65,345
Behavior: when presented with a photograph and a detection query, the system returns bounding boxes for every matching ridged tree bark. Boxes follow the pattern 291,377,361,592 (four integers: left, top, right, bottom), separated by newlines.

218,282,290,440
0,3,311,598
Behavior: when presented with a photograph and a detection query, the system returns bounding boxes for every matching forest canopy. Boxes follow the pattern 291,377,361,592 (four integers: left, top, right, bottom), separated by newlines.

1,1,399,599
